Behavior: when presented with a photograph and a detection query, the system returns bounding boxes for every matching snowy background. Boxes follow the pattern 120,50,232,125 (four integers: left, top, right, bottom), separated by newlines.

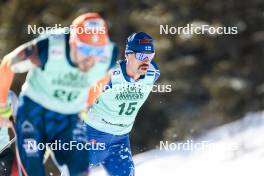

91,111,264,176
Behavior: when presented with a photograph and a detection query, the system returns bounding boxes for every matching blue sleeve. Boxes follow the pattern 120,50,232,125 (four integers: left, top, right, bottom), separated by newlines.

151,61,160,83
35,35,49,69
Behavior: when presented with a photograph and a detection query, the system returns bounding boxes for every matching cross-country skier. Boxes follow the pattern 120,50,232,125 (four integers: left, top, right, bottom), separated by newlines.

0,12,117,176
84,32,160,176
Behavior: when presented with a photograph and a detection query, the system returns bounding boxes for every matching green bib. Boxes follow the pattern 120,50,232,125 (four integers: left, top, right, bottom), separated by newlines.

85,60,158,135
21,33,114,114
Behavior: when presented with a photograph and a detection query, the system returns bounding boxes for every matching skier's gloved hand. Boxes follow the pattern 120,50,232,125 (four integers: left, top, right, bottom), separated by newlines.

79,109,89,121
0,90,18,120
0,104,12,119
0,104,13,127
0,91,18,127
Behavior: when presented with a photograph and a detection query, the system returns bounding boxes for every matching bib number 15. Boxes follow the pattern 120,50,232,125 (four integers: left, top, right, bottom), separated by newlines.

118,102,138,115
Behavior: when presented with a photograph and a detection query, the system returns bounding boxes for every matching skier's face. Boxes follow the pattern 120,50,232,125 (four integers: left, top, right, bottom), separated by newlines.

126,53,151,75
70,41,96,72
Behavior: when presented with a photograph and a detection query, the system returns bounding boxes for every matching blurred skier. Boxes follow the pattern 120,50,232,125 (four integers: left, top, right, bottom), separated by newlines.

0,91,19,176
0,12,117,176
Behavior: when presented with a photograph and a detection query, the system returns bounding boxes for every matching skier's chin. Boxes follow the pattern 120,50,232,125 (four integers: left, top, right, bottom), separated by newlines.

79,66,91,72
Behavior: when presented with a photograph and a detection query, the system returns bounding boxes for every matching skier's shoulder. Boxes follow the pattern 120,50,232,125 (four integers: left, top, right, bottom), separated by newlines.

108,60,123,77
147,61,160,82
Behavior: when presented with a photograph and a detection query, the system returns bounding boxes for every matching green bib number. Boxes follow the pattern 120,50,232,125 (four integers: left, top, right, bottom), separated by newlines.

118,102,138,115
54,89,80,102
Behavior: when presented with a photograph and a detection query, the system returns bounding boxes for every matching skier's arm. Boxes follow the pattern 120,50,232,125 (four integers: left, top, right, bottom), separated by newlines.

86,73,111,107
0,36,48,107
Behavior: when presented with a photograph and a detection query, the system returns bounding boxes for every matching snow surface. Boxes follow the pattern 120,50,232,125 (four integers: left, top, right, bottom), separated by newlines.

90,111,264,176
